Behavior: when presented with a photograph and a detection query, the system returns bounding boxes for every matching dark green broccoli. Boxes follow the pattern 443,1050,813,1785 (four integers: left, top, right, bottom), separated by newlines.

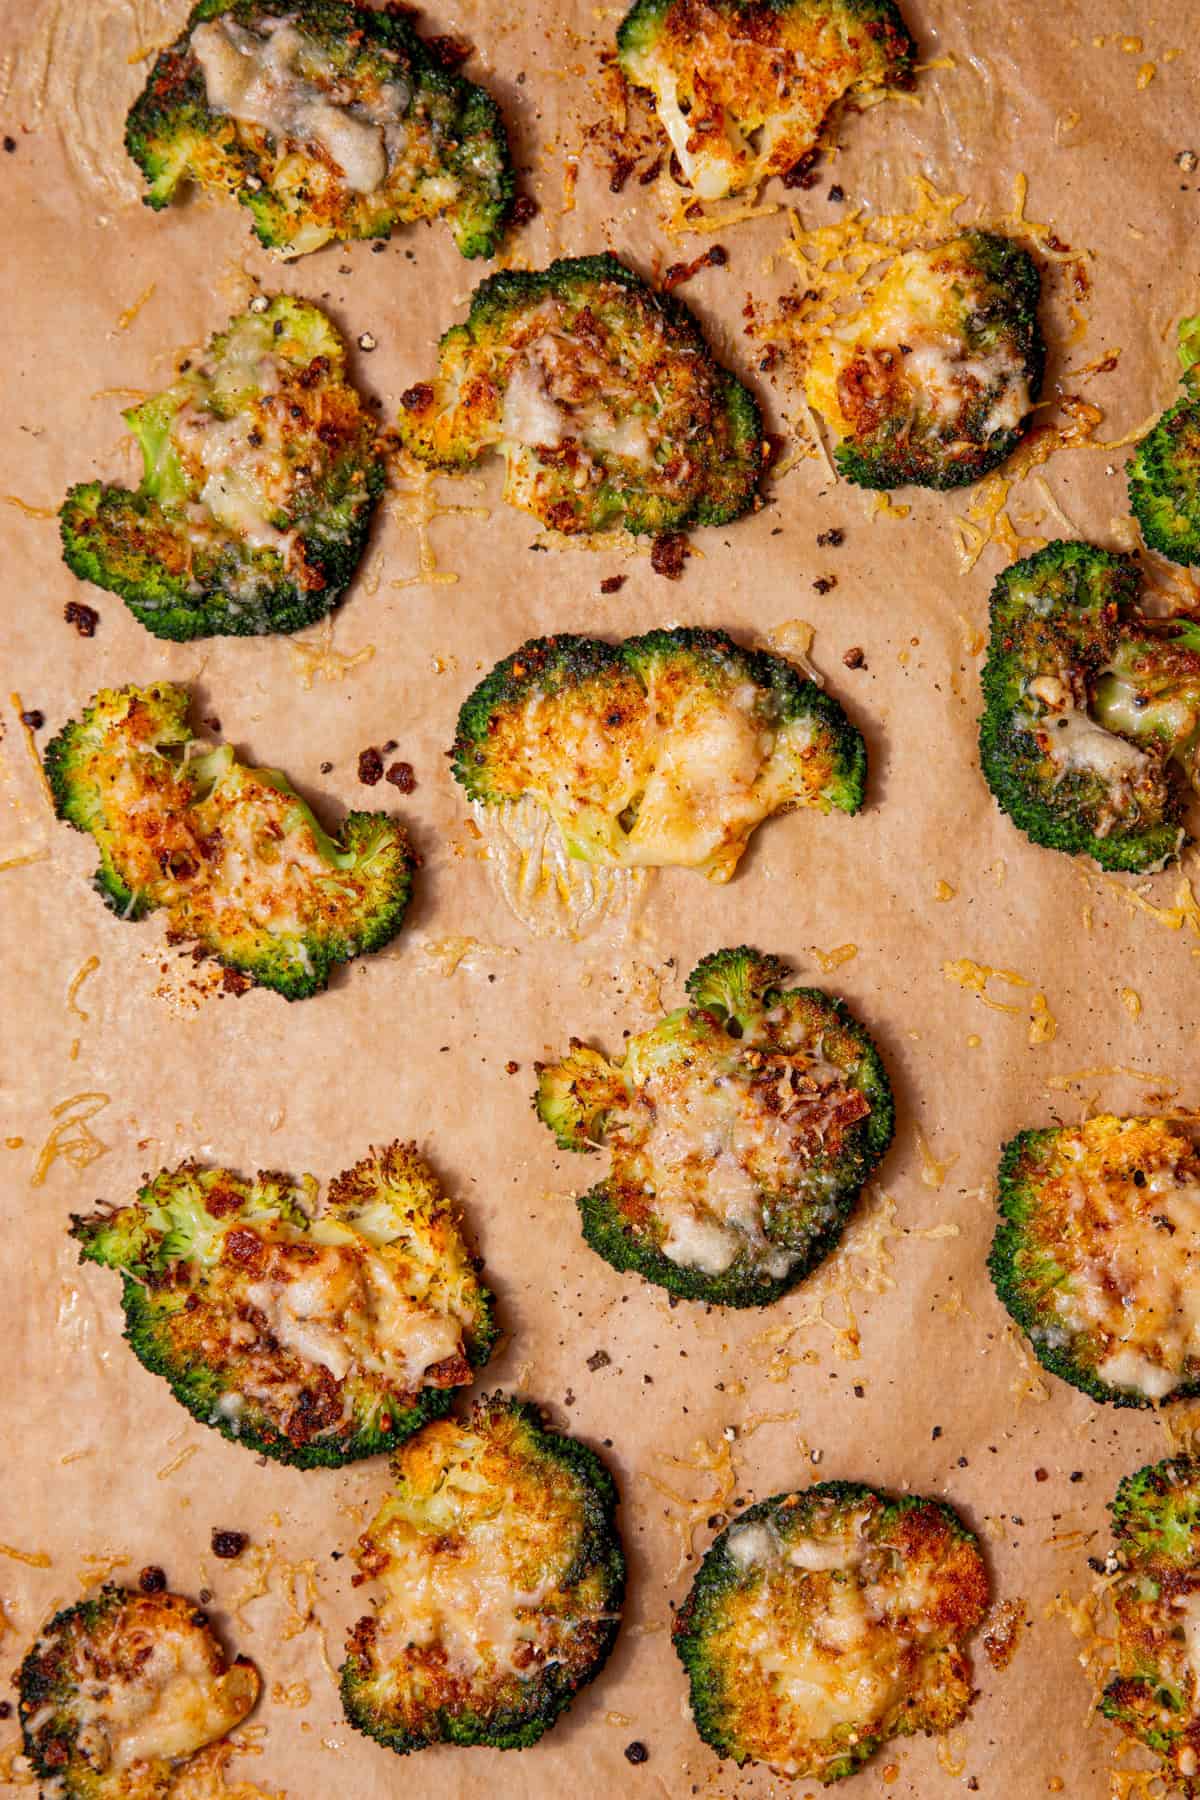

340,1394,624,1752
71,1145,496,1469
989,1113,1200,1408
1100,1457,1200,1791
535,947,894,1307
61,297,385,640
617,0,915,201
673,1483,988,1781
804,231,1043,489
126,0,513,258
979,539,1200,872
44,682,414,999
397,253,763,536
1129,316,1200,565
17,1584,260,1797
452,629,865,881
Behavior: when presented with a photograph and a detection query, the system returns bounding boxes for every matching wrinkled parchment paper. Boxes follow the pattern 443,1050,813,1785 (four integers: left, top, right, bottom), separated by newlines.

3,2,1200,1794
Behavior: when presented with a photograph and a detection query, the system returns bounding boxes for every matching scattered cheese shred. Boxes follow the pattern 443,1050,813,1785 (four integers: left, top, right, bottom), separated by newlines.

765,618,824,685
1004,1322,1051,1406
942,958,1057,1046
286,616,375,690
419,936,518,977
388,456,488,592
933,880,957,902
811,942,857,972
643,1434,735,1578
1120,988,1142,1019
66,955,100,1022
935,1731,968,1778
172,1742,285,1799
10,692,57,813
915,1128,958,1189
30,1091,110,1189
114,281,156,331
156,1443,199,1481
0,849,49,873
473,798,645,940
0,1543,51,1568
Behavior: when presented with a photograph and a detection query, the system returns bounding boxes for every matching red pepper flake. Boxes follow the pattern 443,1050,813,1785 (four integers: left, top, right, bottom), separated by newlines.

221,967,253,996
511,195,539,226
600,574,626,594
399,383,434,413
427,33,472,67
19,708,44,729
64,600,99,637
211,1529,249,1560
139,1565,167,1593
609,154,635,193
358,747,384,785
385,760,416,793
816,527,845,547
813,575,837,594
782,149,821,189
842,646,865,669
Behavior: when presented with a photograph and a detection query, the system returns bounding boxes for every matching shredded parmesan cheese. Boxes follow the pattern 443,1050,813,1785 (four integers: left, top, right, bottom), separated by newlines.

811,943,857,972
286,616,375,690
942,958,1057,1046
30,1091,111,1189
473,798,645,940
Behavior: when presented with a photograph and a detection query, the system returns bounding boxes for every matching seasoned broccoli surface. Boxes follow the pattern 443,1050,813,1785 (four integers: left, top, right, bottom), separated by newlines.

126,0,513,258
17,1585,259,1798
454,629,865,882
535,948,893,1306
45,682,414,999
979,540,1200,872
618,0,914,201
804,231,1043,489
1101,1457,1200,1791
341,1394,624,1752
72,1145,495,1468
1130,316,1200,566
673,1483,988,1781
61,297,385,640
397,253,763,535
990,1114,1200,1408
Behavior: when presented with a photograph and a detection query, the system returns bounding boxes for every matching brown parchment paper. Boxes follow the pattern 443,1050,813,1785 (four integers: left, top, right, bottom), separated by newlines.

3,1,1200,1794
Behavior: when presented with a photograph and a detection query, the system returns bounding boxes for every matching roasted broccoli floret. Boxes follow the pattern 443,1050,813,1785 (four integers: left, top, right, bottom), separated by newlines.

989,1114,1200,1408
397,253,763,536
673,1483,988,1782
340,1394,624,1752
1129,316,1200,565
804,231,1043,489
535,947,893,1306
71,1145,495,1468
45,682,413,999
17,1584,259,1798
979,539,1200,872
617,0,914,201
126,0,513,258
61,298,385,641
1100,1457,1200,1790
453,629,865,881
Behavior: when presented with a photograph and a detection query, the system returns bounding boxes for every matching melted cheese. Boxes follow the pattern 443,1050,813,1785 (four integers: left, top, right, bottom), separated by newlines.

193,18,394,193
1038,704,1149,783
62,1620,257,1774
499,333,657,469
1052,1160,1200,1399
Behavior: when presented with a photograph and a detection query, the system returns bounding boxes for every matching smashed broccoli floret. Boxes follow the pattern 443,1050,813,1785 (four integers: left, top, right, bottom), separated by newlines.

979,539,1200,872
1129,315,1200,565
397,253,763,536
45,682,414,999
340,1394,624,1753
618,0,915,200
453,629,865,881
126,0,513,258
673,1483,988,1782
804,231,1043,489
17,1584,259,1797
989,1114,1200,1408
61,297,385,640
1100,1457,1200,1790
71,1144,496,1468
535,947,893,1306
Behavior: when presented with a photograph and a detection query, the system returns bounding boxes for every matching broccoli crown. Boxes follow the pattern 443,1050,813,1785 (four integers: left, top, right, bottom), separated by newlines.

535,947,893,1306
396,253,763,536
673,1483,988,1782
17,1584,260,1797
978,539,1197,873
804,231,1044,489
340,1394,624,1752
44,682,414,999
618,0,914,201
71,1145,495,1469
125,0,513,257
1100,1456,1200,1789
989,1114,1200,1409
60,297,385,641
453,628,865,881
1129,314,1200,566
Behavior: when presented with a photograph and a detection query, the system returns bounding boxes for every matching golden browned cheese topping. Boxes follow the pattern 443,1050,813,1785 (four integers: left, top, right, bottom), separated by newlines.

708,1495,986,1777
620,1,908,200
479,660,836,880
1020,1115,1200,1400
